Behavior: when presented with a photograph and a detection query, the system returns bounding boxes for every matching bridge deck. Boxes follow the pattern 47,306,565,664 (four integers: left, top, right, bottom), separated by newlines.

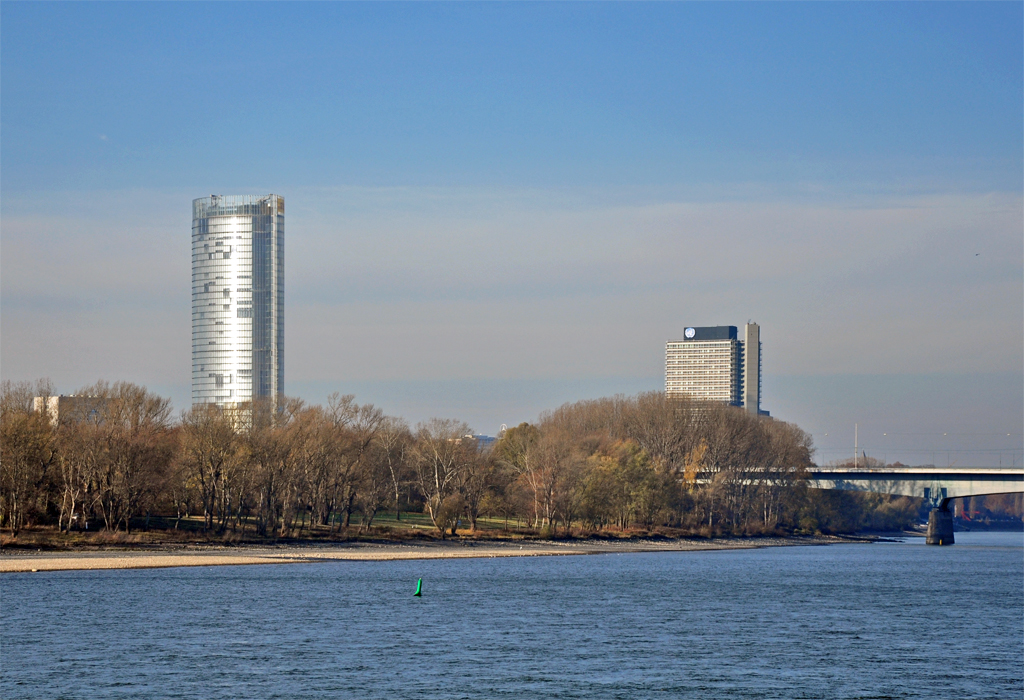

807,467,1023,502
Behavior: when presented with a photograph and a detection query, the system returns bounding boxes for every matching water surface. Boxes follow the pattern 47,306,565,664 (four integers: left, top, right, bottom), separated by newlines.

3,532,1022,699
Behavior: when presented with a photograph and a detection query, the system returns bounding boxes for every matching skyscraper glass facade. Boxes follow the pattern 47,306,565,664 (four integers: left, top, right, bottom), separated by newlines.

192,195,284,408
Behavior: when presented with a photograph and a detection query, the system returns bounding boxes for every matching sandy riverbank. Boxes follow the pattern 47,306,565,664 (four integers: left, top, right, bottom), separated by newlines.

0,536,864,573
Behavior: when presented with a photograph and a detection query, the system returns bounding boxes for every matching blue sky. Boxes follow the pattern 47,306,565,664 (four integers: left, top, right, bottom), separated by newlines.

4,3,1020,192
2,2,1022,465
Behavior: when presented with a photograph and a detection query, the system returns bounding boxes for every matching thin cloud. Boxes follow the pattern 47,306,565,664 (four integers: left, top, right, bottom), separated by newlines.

3,185,1019,391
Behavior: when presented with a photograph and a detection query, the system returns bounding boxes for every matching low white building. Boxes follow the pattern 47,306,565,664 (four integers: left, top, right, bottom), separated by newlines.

32,395,106,425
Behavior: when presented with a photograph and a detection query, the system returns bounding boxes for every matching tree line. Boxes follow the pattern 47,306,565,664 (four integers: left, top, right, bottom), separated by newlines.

1,379,927,539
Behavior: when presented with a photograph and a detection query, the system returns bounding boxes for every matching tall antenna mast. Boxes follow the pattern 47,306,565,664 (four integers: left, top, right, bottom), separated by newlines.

854,423,858,468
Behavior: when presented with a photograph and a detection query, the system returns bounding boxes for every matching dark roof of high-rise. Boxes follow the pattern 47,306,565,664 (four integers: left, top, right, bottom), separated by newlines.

676,326,737,341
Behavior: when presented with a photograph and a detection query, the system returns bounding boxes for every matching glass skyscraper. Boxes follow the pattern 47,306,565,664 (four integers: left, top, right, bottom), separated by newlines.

192,195,284,408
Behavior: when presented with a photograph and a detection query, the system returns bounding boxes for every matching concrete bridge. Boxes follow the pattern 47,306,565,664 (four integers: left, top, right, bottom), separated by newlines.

808,466,1024,546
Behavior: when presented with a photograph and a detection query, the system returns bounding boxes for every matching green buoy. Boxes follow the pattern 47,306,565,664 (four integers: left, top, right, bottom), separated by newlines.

413,578,422,597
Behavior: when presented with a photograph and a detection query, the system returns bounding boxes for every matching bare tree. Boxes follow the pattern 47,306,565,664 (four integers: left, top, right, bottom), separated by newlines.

357,440,394,530
178,404,237,532
412,418,471,537
235,397,297,537
0,380,57,535
324,394,385,531
378,416,412,521
55,420,91,532
495,423,542,527
74,381,174,532
459,440,498,533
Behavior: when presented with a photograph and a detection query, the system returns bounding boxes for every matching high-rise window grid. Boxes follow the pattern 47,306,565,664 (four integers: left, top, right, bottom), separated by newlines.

665,339,742,404
665,324,762,414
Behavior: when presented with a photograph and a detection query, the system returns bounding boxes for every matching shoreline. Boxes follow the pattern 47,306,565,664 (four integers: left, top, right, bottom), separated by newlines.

0,535,895,573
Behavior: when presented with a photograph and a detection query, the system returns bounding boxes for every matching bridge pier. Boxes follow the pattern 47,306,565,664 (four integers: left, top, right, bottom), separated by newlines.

926,501,954,546
808,467,1023,545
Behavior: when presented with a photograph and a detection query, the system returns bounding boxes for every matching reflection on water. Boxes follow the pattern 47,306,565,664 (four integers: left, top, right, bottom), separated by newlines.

898,529,1023,547
3,532,1021,699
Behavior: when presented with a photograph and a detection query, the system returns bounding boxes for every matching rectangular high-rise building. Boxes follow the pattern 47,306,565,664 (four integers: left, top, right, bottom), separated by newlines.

192,195,284,408
665,322,763,414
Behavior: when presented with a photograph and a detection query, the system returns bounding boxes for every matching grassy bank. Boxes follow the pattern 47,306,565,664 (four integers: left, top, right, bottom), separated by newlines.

1,510,818,551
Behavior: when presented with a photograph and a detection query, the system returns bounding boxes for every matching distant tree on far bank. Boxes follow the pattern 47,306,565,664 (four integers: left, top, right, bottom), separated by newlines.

2,381,952,539
1,380,57,536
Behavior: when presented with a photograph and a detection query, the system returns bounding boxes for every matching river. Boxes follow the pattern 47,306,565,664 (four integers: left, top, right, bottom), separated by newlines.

2,532,1021,699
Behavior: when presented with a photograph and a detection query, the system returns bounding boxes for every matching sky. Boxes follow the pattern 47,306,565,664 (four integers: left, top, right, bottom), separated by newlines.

2,2,1022,466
